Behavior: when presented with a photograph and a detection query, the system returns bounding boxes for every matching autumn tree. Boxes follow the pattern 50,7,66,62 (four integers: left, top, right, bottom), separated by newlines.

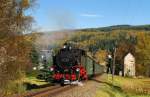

135,32,150,77
0,0,36,96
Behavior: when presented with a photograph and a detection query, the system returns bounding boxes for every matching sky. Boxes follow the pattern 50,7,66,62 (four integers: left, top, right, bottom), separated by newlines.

32,0,150,31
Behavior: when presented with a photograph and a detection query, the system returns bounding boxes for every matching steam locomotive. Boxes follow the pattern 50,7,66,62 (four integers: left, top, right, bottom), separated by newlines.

37,42,104,86
50,43,87,85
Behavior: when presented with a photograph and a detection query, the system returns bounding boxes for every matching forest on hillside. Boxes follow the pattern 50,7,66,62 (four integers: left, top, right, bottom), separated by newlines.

67,28,150,77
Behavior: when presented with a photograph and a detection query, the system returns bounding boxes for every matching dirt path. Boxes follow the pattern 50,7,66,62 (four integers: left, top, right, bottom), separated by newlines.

53,75,107,97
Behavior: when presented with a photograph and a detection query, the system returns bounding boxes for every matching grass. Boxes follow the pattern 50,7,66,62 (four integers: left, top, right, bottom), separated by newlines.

0,76,51,96
95,74,150,97
19,76,51,93
23,76,48,86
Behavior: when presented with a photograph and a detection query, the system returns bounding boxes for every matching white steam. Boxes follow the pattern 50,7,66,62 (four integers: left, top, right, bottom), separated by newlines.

34,9,76,51
34,32,71,50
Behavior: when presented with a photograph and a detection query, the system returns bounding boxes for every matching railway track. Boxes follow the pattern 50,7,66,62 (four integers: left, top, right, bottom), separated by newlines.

23,79,97,97
31,85,76,97
13,84,77,97
12,75,101,97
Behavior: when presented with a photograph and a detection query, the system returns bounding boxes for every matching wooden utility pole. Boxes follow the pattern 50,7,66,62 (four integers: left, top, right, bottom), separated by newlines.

112,47,116,82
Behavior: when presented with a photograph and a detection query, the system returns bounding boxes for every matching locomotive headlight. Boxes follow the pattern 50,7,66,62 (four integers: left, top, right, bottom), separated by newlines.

76,68,80,72
50,67,54,71
33,67,37,70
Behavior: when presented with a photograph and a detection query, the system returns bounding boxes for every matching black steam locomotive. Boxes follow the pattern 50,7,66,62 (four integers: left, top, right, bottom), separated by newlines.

37,42,104,86
50,43,87,85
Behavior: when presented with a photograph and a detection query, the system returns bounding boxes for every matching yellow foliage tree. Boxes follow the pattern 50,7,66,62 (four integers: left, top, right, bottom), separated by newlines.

0,0,36,95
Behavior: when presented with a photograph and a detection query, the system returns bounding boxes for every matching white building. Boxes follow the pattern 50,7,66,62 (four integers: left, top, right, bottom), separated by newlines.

124,53,135,77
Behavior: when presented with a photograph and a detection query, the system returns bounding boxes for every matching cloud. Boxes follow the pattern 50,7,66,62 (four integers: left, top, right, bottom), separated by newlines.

80,13,103,18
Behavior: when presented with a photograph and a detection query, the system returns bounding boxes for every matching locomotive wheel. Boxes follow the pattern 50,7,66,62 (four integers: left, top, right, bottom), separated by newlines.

60,78,65,86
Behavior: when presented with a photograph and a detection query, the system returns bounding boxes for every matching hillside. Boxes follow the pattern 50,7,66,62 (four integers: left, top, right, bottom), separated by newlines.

80,25,150,32
69,25,150,77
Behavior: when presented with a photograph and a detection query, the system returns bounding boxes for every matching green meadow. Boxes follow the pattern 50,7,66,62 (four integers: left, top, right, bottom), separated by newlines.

96,74,150,97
